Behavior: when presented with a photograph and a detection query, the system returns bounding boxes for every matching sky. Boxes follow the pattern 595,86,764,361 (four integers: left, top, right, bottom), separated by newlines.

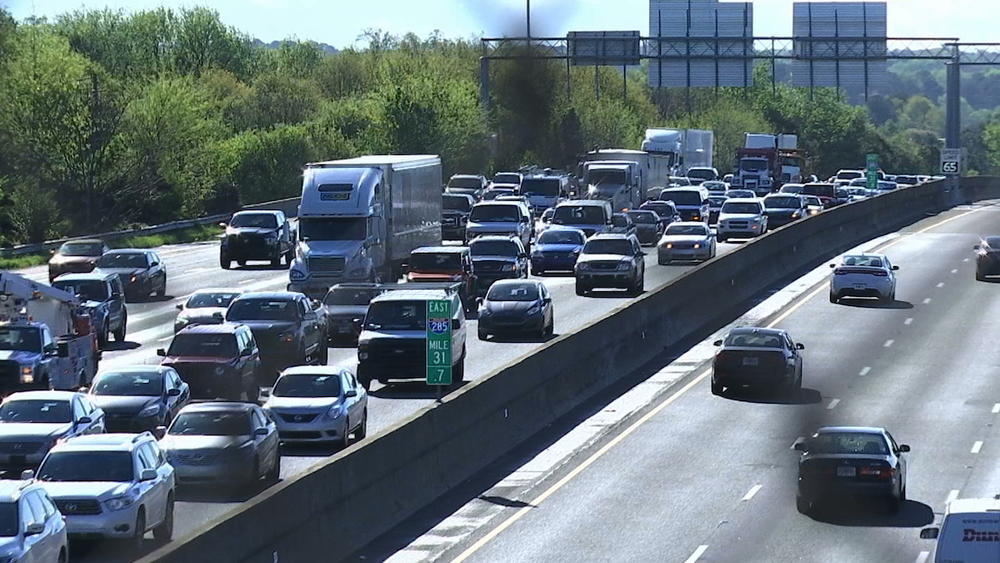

3,0,997,46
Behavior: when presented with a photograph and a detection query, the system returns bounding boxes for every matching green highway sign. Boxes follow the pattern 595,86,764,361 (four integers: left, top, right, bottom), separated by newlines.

866,154,879,190
426,299,452,386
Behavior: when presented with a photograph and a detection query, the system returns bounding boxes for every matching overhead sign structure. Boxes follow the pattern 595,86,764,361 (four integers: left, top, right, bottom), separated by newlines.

940,148,962,176
425,299,452,386
866,154,879,190
567,31,640,66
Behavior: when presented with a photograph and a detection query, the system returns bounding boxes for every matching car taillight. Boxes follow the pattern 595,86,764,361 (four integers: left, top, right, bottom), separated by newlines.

833,269,848,275
859,466,894,479
872,271,888,277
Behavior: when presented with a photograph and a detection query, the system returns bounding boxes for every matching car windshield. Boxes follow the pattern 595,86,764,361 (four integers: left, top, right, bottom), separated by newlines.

0,400,71,423
230,213,278,228
895,176,918,184
808,432,889,455
740,159,768,172
764,197,801,209
707,197,728,206
520,178,560,196
803,184,836,197
660,191,702,206
58,242,103,257
726,190,754,199
442,195,472,212
640,203,675,217
448,176,483,189
365,301,426,331
841,255,884,268
169,411,251,436
37,451,134,482
724,332,783,348
553,206,606,225
470,205,520,223
298,217,366,241
471,240,518,257
0,503,16,537
324,287,379,306
493,173,520,185
687,169,716,181
272,374,342,398
666,225,708,236
877,182,897,190
611,215,631,227
92,371,164,397
537,230,584,245
227,299,299,322
722,202,762,214
669,177,691,186
837,171,863,180
583,239,631,255
410,253,462,272
627,212,657,224
0,327,41,352
167,333,237,357
52,279,109,302
781,185,805,194
96,253,147,268
587,169,627,186
984,236,1000,249
187,292,240,309
836,189,849,198
487,282,540,302
702,181,726,192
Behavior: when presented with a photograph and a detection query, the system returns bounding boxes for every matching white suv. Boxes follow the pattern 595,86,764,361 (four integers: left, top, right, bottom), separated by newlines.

0,480,68,563
27,432,175,549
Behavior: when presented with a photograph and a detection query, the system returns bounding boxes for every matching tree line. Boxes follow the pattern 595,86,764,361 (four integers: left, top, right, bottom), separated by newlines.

0,7,993,245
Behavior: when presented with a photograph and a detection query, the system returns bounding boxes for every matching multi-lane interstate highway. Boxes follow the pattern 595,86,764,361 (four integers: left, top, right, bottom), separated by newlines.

356,202,1000,563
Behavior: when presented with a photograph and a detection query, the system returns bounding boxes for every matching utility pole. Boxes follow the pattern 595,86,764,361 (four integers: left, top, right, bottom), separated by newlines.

526,0,531,40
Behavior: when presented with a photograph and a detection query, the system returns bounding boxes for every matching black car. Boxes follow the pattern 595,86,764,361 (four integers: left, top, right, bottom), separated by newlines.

158,324,261,401
94,249,167,301
975,236,1000,281
626,210,663,245
794,426,910,515
442,193,475,242
639,201,681,229
220,210,295,269
469,236,528,297
707,195,728,224
711,327,803,396
88,366,190,432
608,213,638,238
225,292,328,381
478,279,553,340
762,194,808,228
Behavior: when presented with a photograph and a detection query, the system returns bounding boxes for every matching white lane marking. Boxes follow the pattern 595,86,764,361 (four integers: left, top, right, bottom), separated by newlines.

684,545,709,563
963,258,970,262
915,551,930,563
951,269,958,274
971,441,983,454
946,489,960,504
904,318,913,326
741,484,762,502
922,298,932,304
936,282,945,288
859,366,871,376
883,339,894,348
826,398,840,410
992,403,1000,414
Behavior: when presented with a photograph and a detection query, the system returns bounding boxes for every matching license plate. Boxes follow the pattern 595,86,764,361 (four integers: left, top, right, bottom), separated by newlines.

853,284,866,290
320,192,350,201
837,466,856,477
741,357,759,367
338,326,353,334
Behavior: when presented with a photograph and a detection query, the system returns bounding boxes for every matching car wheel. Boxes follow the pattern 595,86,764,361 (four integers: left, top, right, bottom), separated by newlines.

267,450,282,481
717,235,726,243
575,281,588,296
478,328,488,341
532,266,544,276
829,292,839,304
316,343,329,365
711,378,724,396
114,313,127,342
99,322,110,347
57,549,67,563
357,366,372,391
659,258,670,266
238,260,246,267
285,249,294,266
152,495,174,542
220,253,231,270
545,318,554,337
355,408,368,440
338,421,352,449
976,269,986,281
452,349,466,386
131,509,146,552
271,253,281,267
156,276,166,298
796,495,812,515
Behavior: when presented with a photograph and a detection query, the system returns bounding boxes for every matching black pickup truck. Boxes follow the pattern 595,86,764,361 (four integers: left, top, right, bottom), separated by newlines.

220,210,295,269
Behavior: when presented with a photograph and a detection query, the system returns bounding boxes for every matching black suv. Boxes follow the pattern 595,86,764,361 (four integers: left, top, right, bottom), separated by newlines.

158,324,261,401
224,292,327,383
52,272,128,346
468,236,528,297
442,193,475,242
220,210,295,269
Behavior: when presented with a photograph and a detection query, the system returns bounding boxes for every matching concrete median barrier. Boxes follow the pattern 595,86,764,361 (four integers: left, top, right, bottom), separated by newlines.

144,179,996,563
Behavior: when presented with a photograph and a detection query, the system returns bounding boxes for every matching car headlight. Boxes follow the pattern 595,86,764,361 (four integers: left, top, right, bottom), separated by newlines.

324,404,344,420
791,212,801,219
214,366,226,376
175,317,190,330
662,243,673,249
19,366,33,384
104,494,138,511
526,304,542,316
278,331,294,343
289,269,307,281
138,404,161,418
577,262,591,271
617,262,632,271
501,264,514,272
693,243,701,249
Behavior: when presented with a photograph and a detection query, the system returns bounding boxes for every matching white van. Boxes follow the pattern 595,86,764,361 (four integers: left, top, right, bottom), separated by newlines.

921,497,1000,562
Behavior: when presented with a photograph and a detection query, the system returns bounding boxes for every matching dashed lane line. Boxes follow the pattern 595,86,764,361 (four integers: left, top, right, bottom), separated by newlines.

859,366,871,377
826,399,840,410
971,441,983,454
741,484,762,502
684,545,709,563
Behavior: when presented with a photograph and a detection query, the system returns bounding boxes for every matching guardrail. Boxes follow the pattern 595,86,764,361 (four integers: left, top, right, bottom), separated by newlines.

0,197,301,258
143,178,991,563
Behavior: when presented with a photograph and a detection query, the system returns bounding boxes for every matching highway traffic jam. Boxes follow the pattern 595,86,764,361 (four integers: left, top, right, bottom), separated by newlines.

0,128,970,563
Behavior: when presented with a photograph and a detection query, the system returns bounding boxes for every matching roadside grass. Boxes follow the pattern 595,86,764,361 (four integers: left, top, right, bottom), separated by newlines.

0,223,223,271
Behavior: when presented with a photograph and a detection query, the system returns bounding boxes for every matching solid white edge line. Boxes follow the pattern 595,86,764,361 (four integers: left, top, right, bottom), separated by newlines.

826,398,840,410
741,484,762,502
859,366,871,376
946,489,960,504
684,545,709,563
971,441,983,454
914,550,930,563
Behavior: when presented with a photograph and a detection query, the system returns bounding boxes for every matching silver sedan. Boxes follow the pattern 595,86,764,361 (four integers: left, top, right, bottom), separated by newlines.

657,222,717,264
263,366,368,448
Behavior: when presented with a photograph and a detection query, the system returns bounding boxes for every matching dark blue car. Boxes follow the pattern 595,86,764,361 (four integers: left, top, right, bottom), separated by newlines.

530,227,586,275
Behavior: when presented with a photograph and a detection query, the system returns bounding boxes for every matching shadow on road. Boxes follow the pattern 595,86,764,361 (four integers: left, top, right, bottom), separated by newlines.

723,387,823,406
230,262,290,271
811,499,935,528
100,340,141,352
478,495,535,509
838,298,914,310
480,333,558,344
370,381,468,400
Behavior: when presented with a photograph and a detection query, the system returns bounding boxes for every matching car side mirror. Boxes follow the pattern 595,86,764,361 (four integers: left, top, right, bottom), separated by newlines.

153,426,167,440
212,312,224,320
891,265,899,271
175,304,183,310
140,468,158,482
24,522,44,536
167,388,181,397
218,222,227,228
156,348,167,357
796,343,805,350
543,297,552,304
76,416,92,425
20,470,34,480
920,527,939,540
49,249,56,255
712,339,723,346
792,441,806,452
829,264,836,268
898,444,910,453
240,348,252,357
345,389,358,398
253,427,269,437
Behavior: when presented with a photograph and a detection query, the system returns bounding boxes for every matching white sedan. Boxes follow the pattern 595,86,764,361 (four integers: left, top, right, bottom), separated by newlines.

829,254,898,304
657,222,716,264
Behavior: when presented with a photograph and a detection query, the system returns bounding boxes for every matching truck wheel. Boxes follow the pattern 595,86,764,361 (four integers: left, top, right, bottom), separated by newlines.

220,253,231,270
114,314,127,342
285,249,294,266
98,323,110,347
357,366,372,391
575,281,588,297
271,253,281,268
717,235,726,243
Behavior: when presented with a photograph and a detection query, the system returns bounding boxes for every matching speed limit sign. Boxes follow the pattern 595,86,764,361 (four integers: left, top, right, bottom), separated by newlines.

940,148,962,176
